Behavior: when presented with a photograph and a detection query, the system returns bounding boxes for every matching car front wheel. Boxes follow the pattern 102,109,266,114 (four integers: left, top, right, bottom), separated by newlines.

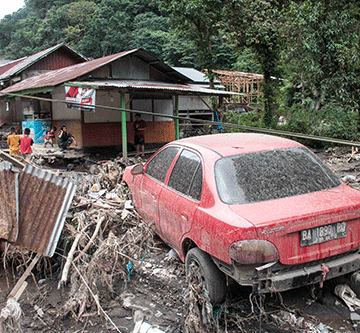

185,247,226,305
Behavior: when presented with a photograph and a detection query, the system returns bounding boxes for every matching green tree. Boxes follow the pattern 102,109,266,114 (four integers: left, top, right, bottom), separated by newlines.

281,0,360,133
155,0,231,88
224,0,285,127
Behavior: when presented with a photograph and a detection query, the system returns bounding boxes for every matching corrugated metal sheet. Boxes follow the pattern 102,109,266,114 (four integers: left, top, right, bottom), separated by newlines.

70,80,242,96
0,48,191,95
0,162,76,257
11,165,76,257
0,162,19,242
0,58,26,76
0,43,87,80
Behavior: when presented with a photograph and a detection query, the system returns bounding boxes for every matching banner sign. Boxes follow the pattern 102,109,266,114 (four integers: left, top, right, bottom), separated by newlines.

65,86,96,112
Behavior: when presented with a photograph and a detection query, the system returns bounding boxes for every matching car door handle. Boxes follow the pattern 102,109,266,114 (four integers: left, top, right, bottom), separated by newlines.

181,214,188,220
152,194,157,200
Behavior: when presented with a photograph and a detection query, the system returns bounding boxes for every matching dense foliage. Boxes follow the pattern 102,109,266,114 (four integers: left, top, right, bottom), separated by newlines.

1,0,360,140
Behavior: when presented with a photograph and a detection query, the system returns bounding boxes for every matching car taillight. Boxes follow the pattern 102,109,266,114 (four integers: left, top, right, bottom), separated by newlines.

229,240,279,265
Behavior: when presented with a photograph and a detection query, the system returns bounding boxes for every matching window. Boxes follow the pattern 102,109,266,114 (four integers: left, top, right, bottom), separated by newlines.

168,150,202,200
215,147,341,204
145,147,179,183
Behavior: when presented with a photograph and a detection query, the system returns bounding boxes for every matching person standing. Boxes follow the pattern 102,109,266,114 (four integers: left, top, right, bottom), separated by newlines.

133,113,146,157
57,126,77,150
19,128,34,160
7,127,20,155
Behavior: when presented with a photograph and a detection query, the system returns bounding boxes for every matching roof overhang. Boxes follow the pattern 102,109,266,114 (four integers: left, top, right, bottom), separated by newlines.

65,80,243,96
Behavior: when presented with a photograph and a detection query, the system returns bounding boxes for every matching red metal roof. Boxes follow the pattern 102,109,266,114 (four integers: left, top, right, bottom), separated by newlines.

0,43,87,80
0,58,26,76
1,49,175,94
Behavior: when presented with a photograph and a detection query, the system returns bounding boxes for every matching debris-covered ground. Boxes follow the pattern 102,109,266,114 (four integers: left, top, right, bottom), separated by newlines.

1,145,360,332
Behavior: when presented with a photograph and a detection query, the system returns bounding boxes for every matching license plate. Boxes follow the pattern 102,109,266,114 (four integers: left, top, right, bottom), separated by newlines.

300,221,347,246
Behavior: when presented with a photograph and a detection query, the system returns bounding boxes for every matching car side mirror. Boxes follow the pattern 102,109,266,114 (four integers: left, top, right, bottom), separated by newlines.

131,163,144,175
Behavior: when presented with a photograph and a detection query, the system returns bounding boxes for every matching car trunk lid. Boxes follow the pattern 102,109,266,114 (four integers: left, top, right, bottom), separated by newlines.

229,184,360,265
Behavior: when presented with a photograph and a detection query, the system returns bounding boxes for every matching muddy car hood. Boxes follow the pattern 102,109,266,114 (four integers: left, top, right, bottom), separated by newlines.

229,184,360,265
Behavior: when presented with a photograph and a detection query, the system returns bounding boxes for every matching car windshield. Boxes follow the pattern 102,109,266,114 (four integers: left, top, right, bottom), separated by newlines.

215,147,342,204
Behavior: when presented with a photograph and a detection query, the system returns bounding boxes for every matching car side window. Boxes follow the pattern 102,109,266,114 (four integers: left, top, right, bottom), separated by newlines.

168,149,202,200
145,147,179,183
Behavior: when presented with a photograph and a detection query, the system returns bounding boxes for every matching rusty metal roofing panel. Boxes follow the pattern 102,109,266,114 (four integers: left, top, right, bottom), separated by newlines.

0,162,19,242
0,49,136,94
12,165,76,257
70,80,243,96
0,48,191,95
0,43,87,80
0,58,26,76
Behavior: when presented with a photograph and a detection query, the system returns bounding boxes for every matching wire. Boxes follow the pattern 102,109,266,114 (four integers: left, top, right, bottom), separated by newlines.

2,91,360,147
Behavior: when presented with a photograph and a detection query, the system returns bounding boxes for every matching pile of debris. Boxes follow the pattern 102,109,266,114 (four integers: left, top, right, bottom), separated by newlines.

2,146,360,332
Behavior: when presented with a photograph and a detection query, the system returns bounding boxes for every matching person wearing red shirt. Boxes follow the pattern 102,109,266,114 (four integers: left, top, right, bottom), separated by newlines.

19,128,34,160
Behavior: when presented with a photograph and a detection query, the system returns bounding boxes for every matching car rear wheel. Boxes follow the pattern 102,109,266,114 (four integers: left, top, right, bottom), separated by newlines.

185,247,226,305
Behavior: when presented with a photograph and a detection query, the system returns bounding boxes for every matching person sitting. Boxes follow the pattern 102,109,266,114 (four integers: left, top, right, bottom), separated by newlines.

57,126,77,150
44,126,57,147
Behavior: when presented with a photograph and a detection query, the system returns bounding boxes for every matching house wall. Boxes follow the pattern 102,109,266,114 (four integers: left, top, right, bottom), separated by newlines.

112,56,150,80
52,119,83,147
178,96,211,111
50,87,175,147
132,98,173,122
0,99,23,125
22,48,84,80
51,86,83,146
83,90,131,123
82,121,175,147
52,86,81,121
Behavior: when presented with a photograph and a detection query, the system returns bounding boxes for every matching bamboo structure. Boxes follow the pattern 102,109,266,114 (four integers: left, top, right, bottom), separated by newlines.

213,70,264,104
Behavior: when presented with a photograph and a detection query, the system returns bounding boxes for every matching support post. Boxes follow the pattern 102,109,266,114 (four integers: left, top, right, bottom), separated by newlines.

120,91,127,158
174,95,179,140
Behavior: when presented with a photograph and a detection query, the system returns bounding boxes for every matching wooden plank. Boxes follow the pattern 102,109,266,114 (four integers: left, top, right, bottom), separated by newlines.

8,253,41,299
0,150,25,170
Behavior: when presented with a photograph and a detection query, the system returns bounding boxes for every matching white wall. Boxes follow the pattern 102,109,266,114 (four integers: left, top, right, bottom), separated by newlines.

52,86,81,121
84,90,131,123
178,96,211,111
132,99,173,122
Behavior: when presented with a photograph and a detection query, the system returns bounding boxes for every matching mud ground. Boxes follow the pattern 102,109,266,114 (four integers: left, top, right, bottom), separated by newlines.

1,145,360,332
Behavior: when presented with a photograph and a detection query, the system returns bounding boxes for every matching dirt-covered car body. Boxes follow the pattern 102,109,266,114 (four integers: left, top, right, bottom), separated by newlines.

123,133,360,294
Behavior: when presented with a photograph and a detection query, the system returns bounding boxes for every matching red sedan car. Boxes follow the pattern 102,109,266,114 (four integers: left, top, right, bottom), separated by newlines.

123,133,360,304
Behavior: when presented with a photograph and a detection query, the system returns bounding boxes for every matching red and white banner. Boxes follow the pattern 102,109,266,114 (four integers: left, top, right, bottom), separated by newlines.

65,86,96,112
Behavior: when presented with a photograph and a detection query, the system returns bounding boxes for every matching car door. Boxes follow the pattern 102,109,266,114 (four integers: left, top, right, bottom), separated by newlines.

158,149,203,253
139,146,180,234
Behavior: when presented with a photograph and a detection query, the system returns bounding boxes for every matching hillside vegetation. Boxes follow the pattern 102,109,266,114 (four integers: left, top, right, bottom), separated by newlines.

1,0,360,141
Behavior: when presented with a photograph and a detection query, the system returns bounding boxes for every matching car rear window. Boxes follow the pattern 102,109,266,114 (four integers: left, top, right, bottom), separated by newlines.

168,149,202,201
215,147,342,204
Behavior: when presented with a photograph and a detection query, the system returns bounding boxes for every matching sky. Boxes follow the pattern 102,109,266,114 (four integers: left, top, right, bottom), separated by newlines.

0,0,25,19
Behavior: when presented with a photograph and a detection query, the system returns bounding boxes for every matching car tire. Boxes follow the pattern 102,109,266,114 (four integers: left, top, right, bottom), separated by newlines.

185,247,226,305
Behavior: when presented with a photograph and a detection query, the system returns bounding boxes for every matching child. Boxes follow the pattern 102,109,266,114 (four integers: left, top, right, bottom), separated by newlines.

7,127,20,155
44,126,56,147
19,128,34,160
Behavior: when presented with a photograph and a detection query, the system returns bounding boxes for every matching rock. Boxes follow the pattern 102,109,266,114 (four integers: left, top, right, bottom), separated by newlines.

342,175,357,183
66,163,74,171
89,165,100,174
